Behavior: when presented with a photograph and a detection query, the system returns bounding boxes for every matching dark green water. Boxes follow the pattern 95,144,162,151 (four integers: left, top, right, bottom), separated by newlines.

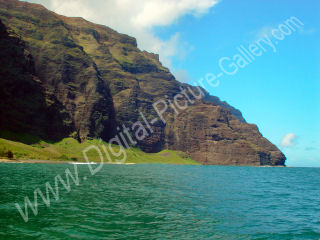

0,163,319,239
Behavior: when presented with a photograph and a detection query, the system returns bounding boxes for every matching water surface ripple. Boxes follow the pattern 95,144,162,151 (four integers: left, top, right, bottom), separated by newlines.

0,164,319,239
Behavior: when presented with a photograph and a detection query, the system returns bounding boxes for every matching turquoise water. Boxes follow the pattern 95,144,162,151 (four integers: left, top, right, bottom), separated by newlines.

0,163,320,239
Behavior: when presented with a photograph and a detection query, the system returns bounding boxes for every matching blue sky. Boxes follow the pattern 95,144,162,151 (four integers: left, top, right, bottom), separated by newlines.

154,0,320,167
26,0,320,167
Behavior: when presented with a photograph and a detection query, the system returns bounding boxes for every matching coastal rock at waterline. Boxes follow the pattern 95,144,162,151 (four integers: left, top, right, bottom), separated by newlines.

166,104,286,165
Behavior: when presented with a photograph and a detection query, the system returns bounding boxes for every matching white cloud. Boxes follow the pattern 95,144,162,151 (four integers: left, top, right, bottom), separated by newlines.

254,25,316,41
280,133,297,148
46,0,218,69
173,69,192,83
50,0,95,20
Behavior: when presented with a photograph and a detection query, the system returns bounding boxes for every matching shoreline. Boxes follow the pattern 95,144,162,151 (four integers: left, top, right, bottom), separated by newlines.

0,158,136,165
0,158,288,167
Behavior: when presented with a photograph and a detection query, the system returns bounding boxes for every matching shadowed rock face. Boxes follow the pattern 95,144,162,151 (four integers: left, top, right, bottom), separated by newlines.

0,20,73,141
0,0,118,141
0,0,286,165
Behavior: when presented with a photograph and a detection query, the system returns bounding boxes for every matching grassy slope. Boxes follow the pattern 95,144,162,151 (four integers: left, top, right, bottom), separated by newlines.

0,135,200,165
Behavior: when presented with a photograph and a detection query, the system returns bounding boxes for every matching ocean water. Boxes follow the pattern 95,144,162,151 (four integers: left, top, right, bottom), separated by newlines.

0,163,319,240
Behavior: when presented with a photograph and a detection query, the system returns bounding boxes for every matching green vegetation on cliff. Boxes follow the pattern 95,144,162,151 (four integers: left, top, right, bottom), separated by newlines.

0,133,199,165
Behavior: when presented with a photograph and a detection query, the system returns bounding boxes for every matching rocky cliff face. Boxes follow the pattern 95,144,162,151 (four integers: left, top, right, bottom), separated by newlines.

167,104,285,165
0,19,73,141
0,0,286,165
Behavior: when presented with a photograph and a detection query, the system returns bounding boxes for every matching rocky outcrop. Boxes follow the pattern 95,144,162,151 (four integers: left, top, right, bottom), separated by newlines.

0,0,286,165
166,104,285,165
